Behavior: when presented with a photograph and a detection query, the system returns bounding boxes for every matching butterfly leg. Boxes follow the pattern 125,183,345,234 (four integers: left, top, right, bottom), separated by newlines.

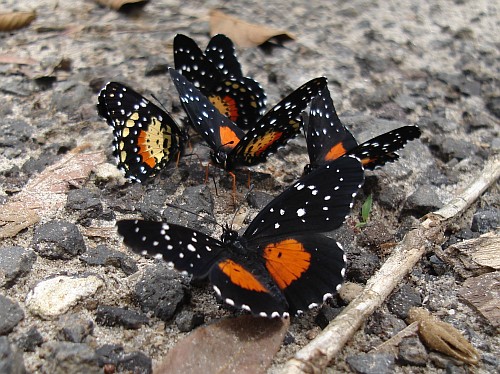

229,171,237,206
246,170,252,189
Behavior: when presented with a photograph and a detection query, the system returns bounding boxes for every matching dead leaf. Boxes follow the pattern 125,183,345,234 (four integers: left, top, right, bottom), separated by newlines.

209,9,295,48
0,151,105,239
155,315,289,374
0,11,36,32
408,307,480,365
94,0,149,12
459,271,500,328
0,55,38,65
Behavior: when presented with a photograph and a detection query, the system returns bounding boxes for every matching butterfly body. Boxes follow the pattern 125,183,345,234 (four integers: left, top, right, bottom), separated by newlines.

305,87,421,174
97,82,188,182
118,155,364,317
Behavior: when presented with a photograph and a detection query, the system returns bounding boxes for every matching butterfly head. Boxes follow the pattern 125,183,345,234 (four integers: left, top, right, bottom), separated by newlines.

210,145,234,170
221,225,240,246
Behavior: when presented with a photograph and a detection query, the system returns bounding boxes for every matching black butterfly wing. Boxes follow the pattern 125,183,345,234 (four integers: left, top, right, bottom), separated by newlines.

173,34,223,93
229,77,328,168
256,234,346,315
169,68,245,155
97,82,185,182
117,220,225,279
243,155,364,242
306,86,358,169
346,126,422,170
205,34,243,78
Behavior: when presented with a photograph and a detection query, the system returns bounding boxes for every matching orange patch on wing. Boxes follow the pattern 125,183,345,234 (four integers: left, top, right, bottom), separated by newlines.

218,259,269,292
324,143,348,161
137,130,157,168
263,239,311,290
253,131,283,156
219,126,240,149
361,157,376,166
209,95,239,122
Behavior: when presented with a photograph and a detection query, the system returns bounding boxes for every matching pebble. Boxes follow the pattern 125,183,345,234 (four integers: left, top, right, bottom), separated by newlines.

346,248,380,283
429,255,448,276
174,310,205,332
134,263,190,321
397,336,428,366
0,336,27,374
15,327,44,352
43,341,100,374
138,188,170,220
485,95,500,119
346,353,395,374
364,310,407,340
80,245,138,275
387,284,422,319
57,315,94,343
26,275,103,319
31,220,86,260
95,344,152,374
429,136,478,162
21,152,58,176
314,305,343,329
246,191,274,210
144,56,170,77
65,188,103,221
0,246,37,287
95,305,149,329
404,185,443,216
0,295,24,335
471,207,498,234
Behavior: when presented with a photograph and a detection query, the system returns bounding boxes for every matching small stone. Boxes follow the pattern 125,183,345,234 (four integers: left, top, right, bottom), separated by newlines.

314,305,343,329
429,136,477,162
387,284,422,319
134,263,190,321
364,311,407,340
57,315,94,343
471,207,498,234
95,305,149,329
66,189,103,221
0,246,37,287
174,310,204,332
44,341,100,374
0,295,24,335
80,245,138,275
346,248,380,283
397,336,428,366
485,94,500,119
117,351,152,374
346,353,395,374
144,57,169,77
246,191,273,209
31,220,86,260
26,275,103,319
21,152,58,175
404,185,443,216
138,188,170,221
429,255,447,276
95,344,124,367
0,336,27,374
15,327,44,352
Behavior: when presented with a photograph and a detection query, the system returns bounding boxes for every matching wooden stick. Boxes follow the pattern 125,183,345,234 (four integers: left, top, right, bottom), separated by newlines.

282,155,500,373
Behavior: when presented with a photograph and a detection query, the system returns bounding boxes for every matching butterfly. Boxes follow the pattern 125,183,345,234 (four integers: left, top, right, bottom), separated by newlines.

304,86,421,174
170,68,327,172
174,34,267,129
117,155,365,318
97,82,188,182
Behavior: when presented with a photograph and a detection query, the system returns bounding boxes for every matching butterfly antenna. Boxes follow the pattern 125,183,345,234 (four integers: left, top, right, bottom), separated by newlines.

150,93,170,113
166,203,225,231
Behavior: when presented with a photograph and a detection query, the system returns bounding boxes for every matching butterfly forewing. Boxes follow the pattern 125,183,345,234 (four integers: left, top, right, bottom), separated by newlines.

97,82,185,182
117,220,225,279
244,156,364,242
205,34,243,78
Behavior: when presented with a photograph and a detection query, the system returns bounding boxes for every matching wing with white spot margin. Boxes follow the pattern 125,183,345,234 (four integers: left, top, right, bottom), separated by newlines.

117,220,225,279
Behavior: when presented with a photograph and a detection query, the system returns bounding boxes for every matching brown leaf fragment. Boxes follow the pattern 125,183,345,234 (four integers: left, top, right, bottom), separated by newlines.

459,271,500,328
370,321,419,356
209,9,295,48
0,55,38,65
0,11,36,32
156,315,289,374
408,307,480,365
94,0,149,12
436,233,500,278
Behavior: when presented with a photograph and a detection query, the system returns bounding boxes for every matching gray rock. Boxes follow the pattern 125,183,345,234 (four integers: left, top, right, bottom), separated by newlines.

144,57,170,77
314,305,343,329
21,152,58,175
471,207,498,234
404,185,443,216
346,353,395,374
80,245,138,275
138,188,170,220
0,295,24,335
429,136,478,162
0,336,26,374
57,315,94,343
66,189,103,221
387,284,422,319
346,249,380,283
44,342,100,374
31,220,86,259
0,119,33,149
134,263,190,321
95,305,149,329
429,255,448,276
435,72,481,96
51,82,92,118
485,94,500,119
364,311,407,340
15,327,44,352
0,246,37,287
247,191,274,209
95,344,152,373
397,336,428,366
174,310,204,332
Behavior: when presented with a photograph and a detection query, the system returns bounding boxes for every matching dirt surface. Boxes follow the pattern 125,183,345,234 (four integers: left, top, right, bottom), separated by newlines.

1,0,499,373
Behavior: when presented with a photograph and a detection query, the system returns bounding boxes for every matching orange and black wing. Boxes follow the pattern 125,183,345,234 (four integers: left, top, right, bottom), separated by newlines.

97,82,186,182
230,77,328,168
259,234,346,315
306,86,421,172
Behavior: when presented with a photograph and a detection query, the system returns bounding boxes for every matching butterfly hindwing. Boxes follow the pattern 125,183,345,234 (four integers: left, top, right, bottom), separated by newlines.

244,156,364,242
97,82,185,182
205,34,243,78
117,220,225,279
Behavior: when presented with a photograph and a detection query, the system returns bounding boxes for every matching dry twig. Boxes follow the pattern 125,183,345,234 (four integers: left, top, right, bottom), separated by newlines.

282,156,500,373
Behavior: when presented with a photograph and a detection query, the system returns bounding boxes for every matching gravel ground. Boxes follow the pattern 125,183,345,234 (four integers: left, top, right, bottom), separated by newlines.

0,0,499,373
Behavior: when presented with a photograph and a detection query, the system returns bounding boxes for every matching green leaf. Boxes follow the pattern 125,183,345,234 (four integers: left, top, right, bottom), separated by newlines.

361,194,373,223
